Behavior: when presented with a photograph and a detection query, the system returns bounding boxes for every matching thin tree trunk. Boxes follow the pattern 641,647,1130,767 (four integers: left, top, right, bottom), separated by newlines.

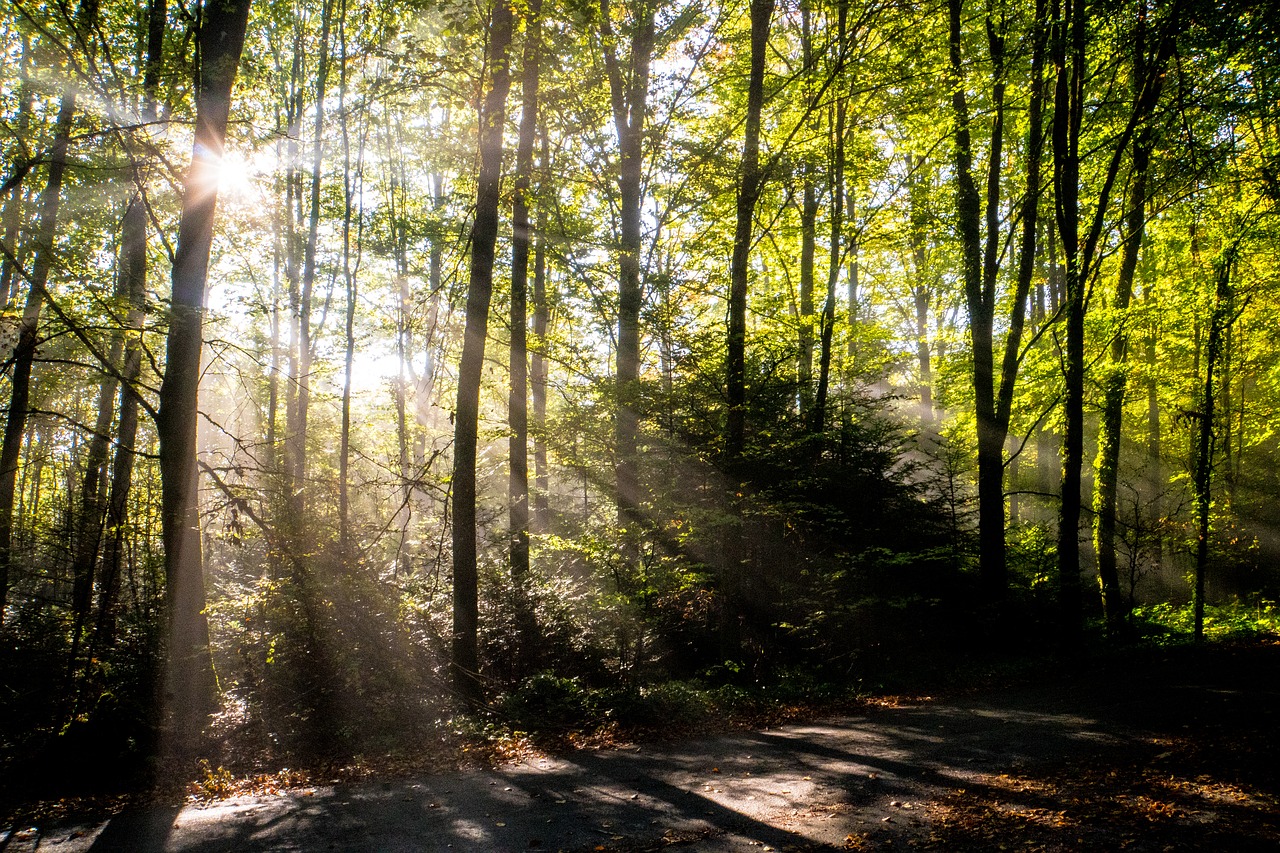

69,332,122,657
812,11,846,441
95,201,146,649
531,133,550,531
1053,0,1087,642
338,0,361,553
155,0,253,752
726,0,775,458
906,154,932,421
509,0,543,669
0,32,33,312
600,0,655,530
452,0,514,707
797,1,816,417
1094,18,1159,631
290,0,334,520
96,0,164,648
1054,0,1176,640
1194,249,1235,642
0,19,85,623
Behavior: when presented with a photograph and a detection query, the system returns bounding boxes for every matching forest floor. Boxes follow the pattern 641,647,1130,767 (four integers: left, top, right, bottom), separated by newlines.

2,642,1278,852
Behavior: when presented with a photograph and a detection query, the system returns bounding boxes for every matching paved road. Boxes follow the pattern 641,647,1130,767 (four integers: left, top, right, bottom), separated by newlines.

4,647,1275,852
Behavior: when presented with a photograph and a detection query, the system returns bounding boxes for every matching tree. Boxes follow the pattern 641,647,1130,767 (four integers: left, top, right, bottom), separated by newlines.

510,0,545,668
452,0,515,706
946,0,1047,598
725,0,775,458
155,0,255,751
599,0,655,531
1092,4,1163,631
1051,0,1176,638
0,0,97,623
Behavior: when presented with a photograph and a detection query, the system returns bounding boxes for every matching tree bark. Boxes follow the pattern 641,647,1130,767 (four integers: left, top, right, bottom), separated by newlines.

726,0,775,458
509,0,543,669
797,1,816,417
289,0,334,521
1093,11,1160,632
812,0,847,443
906,153,932,421
0,32,33,312
531,133,550,531
1194,249,1235,641
0,24,84,623
338,0,361,553
95,0,164,648
155,0,253,752
452,0,514,707
1053,0,1176,640
600,0,655,531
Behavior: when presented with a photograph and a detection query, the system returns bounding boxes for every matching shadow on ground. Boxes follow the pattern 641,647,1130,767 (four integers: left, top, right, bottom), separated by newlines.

3,644,1276,852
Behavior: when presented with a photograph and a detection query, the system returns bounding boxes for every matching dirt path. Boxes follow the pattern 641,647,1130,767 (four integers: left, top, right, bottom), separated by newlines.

4,644,1278,852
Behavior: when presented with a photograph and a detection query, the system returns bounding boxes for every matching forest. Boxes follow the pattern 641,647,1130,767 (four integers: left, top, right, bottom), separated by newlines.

1,0,1279,814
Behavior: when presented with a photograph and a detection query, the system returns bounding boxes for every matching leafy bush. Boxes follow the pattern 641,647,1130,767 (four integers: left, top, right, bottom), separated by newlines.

1134,598,1280,641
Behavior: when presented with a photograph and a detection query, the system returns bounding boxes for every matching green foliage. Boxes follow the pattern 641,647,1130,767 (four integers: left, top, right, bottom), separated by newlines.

1134,598,1280,642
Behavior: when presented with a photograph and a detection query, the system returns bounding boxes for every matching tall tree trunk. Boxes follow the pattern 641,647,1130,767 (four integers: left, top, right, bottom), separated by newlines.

947,0,1004,595
155,0,253,752
1053,0,1087,642
1093,19,1159,631
96,0,164,648
0,32,33,312
94,199,147,650
796,1,816,417
813,0,849,443
1053,0,1176,639
509,0,543,669
1194,248,1235,641
452,0,514,707
812,13,846,442
531,133,550,531
906,153,932,421
0,9,87,622
721,0,774,666
290,0,334,521
69,330,122,660
338,0,361,553
726,0,775,458
600,0,655,530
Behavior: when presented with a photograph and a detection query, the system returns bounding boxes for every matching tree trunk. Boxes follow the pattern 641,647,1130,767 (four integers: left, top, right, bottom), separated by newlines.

1054,0,1175,640
1194,249,1235,642
69,333,122,657
509,0,543,670
947,0,1011,596
290,0,334,521
797,2,816,417
1093,26,1158,631
906,154,932,421
531,133,551,531
452,0,514,707
338,0,361,553
600,0,655,532
0,38,82,624
1053,0,1087,643
94,200,147,650
726,0,775,458
155,0,253,753
96,0,164,648
0,32,33,312
812,52,845,441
